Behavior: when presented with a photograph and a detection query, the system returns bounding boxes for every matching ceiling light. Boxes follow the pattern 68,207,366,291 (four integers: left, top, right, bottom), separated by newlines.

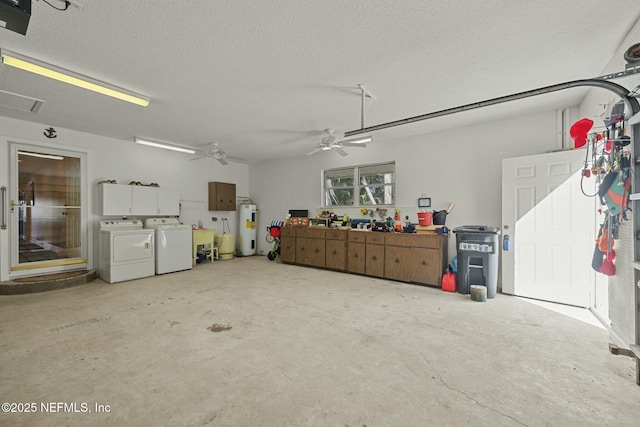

344,136,372,144
0,50,150,107
134,137,196,154
18,151,64,160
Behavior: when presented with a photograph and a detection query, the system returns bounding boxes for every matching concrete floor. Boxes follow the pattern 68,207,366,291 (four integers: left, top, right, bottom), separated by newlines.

0,257,638,426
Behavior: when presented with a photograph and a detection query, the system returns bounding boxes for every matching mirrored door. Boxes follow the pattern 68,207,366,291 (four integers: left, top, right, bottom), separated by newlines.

10,143,87,275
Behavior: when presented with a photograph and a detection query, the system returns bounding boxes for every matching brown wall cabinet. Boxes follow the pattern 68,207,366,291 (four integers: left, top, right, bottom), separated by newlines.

208,182,236,211
280,227,448,288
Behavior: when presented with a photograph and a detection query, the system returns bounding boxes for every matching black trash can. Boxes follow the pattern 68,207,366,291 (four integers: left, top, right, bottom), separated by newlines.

453,225,501,299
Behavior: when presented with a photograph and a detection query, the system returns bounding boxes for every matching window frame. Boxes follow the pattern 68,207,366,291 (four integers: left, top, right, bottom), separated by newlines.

322,161,395,207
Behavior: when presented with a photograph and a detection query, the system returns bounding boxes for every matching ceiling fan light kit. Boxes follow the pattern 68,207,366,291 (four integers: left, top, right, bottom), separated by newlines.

306,84,375,156
133,137,195,154
0,49,150,107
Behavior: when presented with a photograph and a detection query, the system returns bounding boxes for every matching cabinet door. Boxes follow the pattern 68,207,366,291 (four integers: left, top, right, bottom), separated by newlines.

208,182,236,211
325,239,346,271
384,246,413,282
348,242,365,274
100,184,132,216
296,237,325,267
280,235,296,264
366,244,385,278
157,187,180,215
410,248,442,287
218,183,236,211
132,186,157,215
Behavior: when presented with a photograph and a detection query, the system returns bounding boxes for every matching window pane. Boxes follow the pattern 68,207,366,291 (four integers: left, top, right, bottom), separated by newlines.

325,169,354,187
359,164,395,185
359,185,394,205
325,188,354,206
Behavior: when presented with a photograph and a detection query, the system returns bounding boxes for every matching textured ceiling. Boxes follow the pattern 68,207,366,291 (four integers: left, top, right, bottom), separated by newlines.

0,0,639,162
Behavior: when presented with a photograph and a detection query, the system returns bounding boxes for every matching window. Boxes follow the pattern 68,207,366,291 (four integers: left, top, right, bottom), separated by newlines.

323,162,395,207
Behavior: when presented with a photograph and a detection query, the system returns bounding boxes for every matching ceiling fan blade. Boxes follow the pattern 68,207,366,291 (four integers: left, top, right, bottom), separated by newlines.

334,147,349,157
190,155,207,161
217,157,229,165
307,147,322,156
226,155,248,163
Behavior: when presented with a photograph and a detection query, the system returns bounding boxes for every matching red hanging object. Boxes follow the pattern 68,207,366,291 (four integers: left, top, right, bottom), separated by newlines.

600,254,616,276
569,118,594,148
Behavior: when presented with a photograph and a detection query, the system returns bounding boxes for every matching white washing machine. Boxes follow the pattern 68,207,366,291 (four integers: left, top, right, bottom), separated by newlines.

144,218,193,274
98,220,155,284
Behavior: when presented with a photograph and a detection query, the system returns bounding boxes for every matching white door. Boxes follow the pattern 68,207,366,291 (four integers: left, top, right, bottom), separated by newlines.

502,150,595,307
9,143,88,277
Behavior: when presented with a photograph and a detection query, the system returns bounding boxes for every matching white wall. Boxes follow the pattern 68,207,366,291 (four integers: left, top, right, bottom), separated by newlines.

0,116,249,281
250,109,560,262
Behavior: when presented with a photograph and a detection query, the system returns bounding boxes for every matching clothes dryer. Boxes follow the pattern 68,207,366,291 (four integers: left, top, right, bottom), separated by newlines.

98,220,155,283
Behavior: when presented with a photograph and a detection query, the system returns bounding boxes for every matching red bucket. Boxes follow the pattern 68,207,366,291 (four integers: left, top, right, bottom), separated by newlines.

417,212,432,226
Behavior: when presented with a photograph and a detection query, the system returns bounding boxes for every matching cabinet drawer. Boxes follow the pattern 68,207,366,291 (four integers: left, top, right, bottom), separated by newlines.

280,227,296,237
365,233,386,245
412,235,442,249
386,234,441,249
325,229,347,241
348,231,367,243
296,228,326,239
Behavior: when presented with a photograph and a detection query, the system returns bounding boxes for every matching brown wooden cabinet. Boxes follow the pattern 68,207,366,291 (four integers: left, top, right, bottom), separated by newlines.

384,234,447,287
208,182,236,211
347,231,366,274
295,228,325,268
325,229,347,271
280,227,296,264
365,233,385,278
278,227,447,289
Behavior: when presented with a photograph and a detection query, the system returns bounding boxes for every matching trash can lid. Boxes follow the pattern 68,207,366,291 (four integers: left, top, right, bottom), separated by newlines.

453,225,501,234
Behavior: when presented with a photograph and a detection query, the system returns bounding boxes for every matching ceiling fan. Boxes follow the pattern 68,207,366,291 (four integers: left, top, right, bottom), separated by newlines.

191,143,246,165
306,129,371,157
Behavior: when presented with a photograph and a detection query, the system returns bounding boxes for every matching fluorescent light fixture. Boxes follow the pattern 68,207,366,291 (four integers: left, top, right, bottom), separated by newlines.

134,137,196,154
18,151,64,160
0,49,150,107
343,135,373,144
